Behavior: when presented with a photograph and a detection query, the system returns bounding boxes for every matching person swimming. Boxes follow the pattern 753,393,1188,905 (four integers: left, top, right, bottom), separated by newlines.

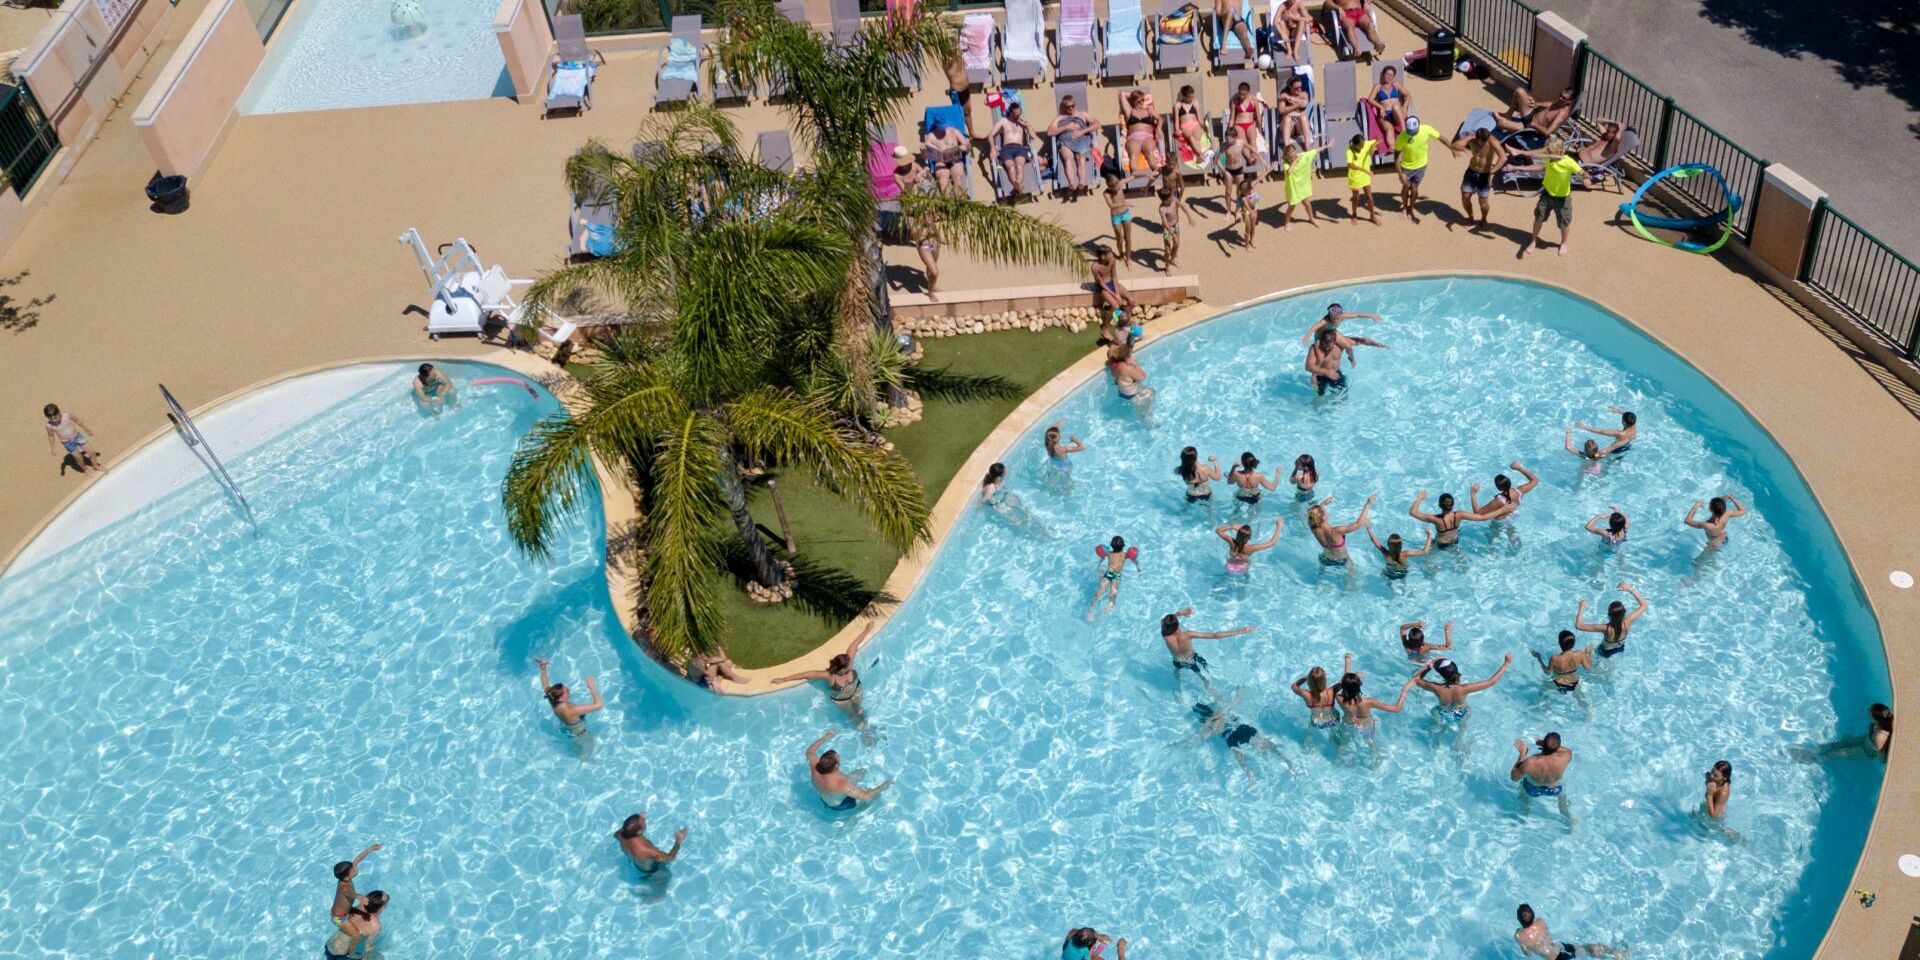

1292,664,1341,731
1161,607,1254,688
1214,519,1282,575
1583,507,1629,546
1191,696,1295,783
1574,581,1647,658
1684,494,1747,548
1086,535,1142,619
1289,453,1319,499
805,729,892,810
1397,619,1453,663
616,813,687,877
1176,446,1222,513
1409,488,1495,550
1363,520,1434,579
1307,493,1372,565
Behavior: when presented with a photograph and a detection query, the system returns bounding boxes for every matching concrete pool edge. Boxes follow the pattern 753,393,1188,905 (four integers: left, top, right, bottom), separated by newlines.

703,271,1908,959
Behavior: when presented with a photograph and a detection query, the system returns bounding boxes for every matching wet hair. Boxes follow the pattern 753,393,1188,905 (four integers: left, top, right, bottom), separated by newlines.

545,683,567,705
1044,426,1062,456
1336,673,1364,702
1437,493,1455,513
42,403,59,418
418,363,434,377
1871,702,1894,732
1067,929,1099,949
1385,533,1404,562
827,653,852,674
351,890,389,920
1621,411,1637,427
1294,454,1316,481
333,861,354,881
1305,666,1327,698
1177,446,1201,483
815,750,840,774
1161,613,1182,636
1232,525,1252,551
1306,504,1328,528
1239,452,1259,472
1433,659,1461,684
1608,512,1626,533
1315,327,1338,346
619,814,646,839
1710,760,1733,784
1536,732,1562,753
1110,535,1126,552
1557,630,1576,652
1402,626,1425,650
983,462,1006,487
1516,903,1536,927
1493,474,1512,494
1606,601,1627,632
1709,497,1727,519
1583,439,1601,458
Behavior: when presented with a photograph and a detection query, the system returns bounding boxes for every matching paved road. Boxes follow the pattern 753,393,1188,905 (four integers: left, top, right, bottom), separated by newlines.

1545,0,1920,257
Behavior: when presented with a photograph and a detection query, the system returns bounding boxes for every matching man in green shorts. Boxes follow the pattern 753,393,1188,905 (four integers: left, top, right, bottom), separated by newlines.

1522,137,1588,258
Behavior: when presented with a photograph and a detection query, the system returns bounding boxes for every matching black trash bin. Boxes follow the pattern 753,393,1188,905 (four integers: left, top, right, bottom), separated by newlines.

1421,28,1456,81
145,171,189,214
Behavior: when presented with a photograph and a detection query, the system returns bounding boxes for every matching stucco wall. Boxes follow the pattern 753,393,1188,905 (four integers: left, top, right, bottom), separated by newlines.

130,0,265,181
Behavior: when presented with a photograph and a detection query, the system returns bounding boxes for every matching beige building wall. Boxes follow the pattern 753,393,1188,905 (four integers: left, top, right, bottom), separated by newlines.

15,0,179,147
130,0,264,181
493,0,554,100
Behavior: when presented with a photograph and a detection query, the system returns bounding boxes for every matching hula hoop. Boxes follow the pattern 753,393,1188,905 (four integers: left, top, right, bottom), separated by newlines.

1618,164,1739,255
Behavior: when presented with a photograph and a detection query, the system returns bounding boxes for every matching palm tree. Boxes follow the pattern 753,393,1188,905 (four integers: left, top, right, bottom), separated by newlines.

504,111,928,660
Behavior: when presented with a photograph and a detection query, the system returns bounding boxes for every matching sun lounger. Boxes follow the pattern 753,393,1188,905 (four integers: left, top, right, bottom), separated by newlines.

1048,81,1095,196
989,110,1042,200
1151,1,1201,74
1102,0,1149,81
1211,0,1255,68
543,15,603,117
961,12,996,86
1166,78,1216,181
1109,84,1160,191
831,0,861,51
1222,68,1274,170
1258,0,1312,67
871,125,904,236
758,129,795,174
766,0,807,99
1499,126,1641,192
1056,0,1097,81
567,149,617,259
653,15,703,105
921,104,974,198
1315,0,1379,62
1000,0,1047,85
1316,60,1360,172
710,42,751,102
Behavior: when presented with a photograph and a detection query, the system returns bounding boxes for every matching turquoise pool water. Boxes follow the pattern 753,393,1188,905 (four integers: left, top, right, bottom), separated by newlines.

0,280,1888,959
239,0,511,115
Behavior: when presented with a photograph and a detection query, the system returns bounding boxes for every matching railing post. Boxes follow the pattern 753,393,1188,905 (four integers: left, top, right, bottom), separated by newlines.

1798,198,1826,281
1650,95,1676,170
657,0,673,28
1452,0,1465,31
1571,39,1587,95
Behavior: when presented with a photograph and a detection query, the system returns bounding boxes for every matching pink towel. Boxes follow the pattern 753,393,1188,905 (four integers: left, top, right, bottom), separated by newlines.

870,142,903,200
961,13,994,69
1060,0,1095,46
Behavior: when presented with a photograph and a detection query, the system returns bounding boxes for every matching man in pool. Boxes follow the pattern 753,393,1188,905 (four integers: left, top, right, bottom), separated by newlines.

412,363,456,407
1513,903,1625,958
1305,328,1349,396
806,729,892,810
1298,303,1389,367
329,843,381,926
1190,698,1294,784
1511,731,1574,824
1572,406,1636,454
1160,607,1254,693
615,813,686,878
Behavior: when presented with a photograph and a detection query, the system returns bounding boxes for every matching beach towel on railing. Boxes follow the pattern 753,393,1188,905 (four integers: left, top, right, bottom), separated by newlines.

1060,0,1095,46
1107,0,1146,55
662,37,700,84
961,13,994,71
551,62,593,100
1157,4,1200,45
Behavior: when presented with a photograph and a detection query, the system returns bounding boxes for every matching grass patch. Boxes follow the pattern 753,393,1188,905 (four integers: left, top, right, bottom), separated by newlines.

718,325,1096,668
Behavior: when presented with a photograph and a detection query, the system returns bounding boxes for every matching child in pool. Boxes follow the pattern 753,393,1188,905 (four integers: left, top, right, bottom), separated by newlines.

1085,535,1141,620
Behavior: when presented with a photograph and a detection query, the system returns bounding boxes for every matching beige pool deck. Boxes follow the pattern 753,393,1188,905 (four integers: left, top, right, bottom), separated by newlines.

0,2,1913,954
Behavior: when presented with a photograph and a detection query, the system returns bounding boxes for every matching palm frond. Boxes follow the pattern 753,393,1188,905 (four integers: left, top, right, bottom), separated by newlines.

501,414,601,558
902,364,1021,403
725,387,930,549
641,412,732,659
900,193,1085,271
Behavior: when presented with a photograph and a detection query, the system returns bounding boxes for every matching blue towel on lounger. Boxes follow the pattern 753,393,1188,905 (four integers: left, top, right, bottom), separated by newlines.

551,62,592,100
662,37,699,83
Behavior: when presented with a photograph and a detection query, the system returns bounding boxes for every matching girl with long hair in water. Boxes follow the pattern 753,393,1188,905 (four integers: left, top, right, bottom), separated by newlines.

1336,665,1419,766
1175,446,1222,519
1684,494,1747,549
1583,506,1629,547
1363,519,1434,579
1292,661,1342,737
773,623,879,731
1308,493,1372,567
1104,337,1155,422
1397,620,1453,663
1226,452,1277,519
1573,581,1647,660
1042,421,1086,492
1289,453,1319,501
977,462,1042,532
1214,519,1283,577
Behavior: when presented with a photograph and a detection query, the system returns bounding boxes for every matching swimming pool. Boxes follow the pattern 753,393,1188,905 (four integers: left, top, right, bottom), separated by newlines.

239,0,511,115
0,277,1886,959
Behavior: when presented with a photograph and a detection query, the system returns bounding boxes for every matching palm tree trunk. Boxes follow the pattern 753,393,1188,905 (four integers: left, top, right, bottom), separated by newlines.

863,228,911,407
719,451,786,587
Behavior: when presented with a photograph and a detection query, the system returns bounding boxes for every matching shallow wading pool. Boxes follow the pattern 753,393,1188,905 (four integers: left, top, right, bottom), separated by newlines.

0,279,1888,958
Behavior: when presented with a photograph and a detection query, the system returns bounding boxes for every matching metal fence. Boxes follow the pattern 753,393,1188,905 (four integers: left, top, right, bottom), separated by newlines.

1802,203,1920,357
1457,0,1535,77
0,83,58,197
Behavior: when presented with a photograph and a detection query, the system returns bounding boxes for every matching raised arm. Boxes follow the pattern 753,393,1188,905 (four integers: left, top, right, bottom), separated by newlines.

1437,622,1454,651
773,668,831,684
578,676,605,715
1398,620,1425,637
350,844,382,870
1620,582,1649,625
1404,529,1436,559
1363,520,1386,553
1409,662,1440,692
850,778,894,801
1338,494,1377,534
806,730,836,763
1683,501,1705,528
662,827,687,860
1572,598,1602,632
1214,525,1238,544
1509,739,1531,781
1724,495,1748,518
1511,461,1539,493
1583,515,1608,537
1575,420,1623,439
1373,678,1418,714
1193,624,1256,641
1407,490,1437,523
1564,428,1578,455
1257,470,1279,491
1252,519,1285,551
535,657,553,691
1462,654,1515,693
846,622,878,660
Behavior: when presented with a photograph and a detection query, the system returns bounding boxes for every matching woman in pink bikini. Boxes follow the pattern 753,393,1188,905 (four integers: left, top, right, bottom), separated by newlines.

1329,0,1386,59
1215,519,1283,575
1307,493,1373,566
1228,81,1266,157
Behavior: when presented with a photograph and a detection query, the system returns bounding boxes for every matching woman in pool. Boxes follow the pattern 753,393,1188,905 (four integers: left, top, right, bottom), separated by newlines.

1583,506,1629,547
1532,630,1595,695
1410,654,1513,726
1574,406,1638,453
1104,338,1154,414
323,891,387,960
1215,519,1283,575
1226,452,1277,516
616,813,687,878
1335,668,1418,760
535,657,603,737
1684,494,1747,548
1368,65,1409,142
1307,493,1372,566
1291,662,1342,733
975,462,1042,531
1573,581,1647,659
1795,702,1895,762
1176,446,1222,517
1702,760,1732,820
1086,535,1142,619
1061,927,1127,960
773,623,878,728
1042,421,1086,491
1409,488,1498,551
1362,520,1434,578
1470,462,1539,520
1397,619,1453,663
1289,454,1319,500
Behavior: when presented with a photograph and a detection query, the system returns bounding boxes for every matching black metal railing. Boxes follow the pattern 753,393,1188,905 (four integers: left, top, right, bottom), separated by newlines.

1456,0,1535,77
1660,105,1765,235
1575,47,1664,165
1801,202,1920,357
0,83,58,197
